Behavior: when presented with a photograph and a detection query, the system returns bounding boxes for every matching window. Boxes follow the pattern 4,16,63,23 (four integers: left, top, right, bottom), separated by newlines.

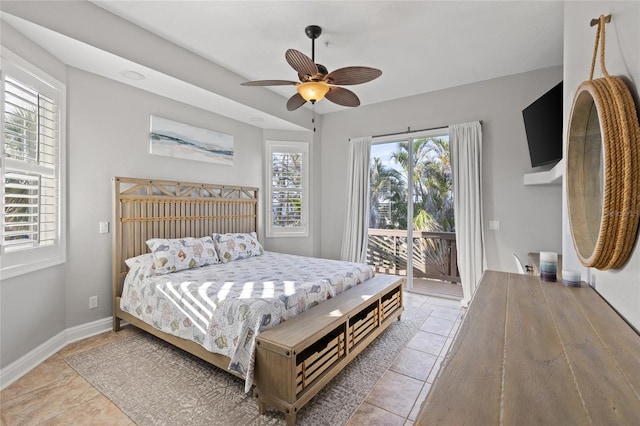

265,141,309,237
1,50,66,279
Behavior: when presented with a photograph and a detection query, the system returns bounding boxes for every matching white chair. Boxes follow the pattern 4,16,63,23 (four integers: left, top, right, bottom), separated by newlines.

513,253,527,274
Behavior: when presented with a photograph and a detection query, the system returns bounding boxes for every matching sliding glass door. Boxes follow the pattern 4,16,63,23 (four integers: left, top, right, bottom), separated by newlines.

367,129,459,294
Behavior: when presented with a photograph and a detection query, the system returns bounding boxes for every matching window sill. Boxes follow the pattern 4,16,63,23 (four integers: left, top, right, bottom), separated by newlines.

1,254,65,280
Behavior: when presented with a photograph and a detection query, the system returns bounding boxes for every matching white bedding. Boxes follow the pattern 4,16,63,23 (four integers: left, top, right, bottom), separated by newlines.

120,251,374,391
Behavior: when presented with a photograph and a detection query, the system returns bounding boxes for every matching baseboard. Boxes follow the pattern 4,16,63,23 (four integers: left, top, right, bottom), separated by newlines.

65,316,113,345
0,317,112,391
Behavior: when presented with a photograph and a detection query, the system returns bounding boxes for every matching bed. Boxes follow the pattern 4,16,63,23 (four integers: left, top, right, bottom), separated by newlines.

112,177,404,424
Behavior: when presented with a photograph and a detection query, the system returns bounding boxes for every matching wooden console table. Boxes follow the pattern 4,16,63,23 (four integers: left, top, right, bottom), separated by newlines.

416,270,640,424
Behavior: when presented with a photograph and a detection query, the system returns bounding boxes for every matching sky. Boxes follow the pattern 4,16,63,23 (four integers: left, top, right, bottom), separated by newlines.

371,141,403,174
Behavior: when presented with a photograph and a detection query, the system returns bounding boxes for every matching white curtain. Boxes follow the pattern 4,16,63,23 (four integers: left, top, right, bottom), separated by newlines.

340,136,372,263
449,122,486,306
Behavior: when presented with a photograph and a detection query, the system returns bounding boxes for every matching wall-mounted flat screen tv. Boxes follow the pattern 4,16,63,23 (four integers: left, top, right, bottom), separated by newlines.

522,81,563,168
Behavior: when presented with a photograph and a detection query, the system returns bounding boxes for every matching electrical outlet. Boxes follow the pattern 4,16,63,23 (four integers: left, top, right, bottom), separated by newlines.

489,220,500,230
89,296,98,309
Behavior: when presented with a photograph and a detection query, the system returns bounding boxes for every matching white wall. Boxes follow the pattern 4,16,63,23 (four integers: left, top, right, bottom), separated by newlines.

0,23,68,369
262,128,319,257
0,58,266,366
64,67,267,327
0,0,573,371
319,66,564,272
0,0,314,131
563,1,640,330
0,2,320,369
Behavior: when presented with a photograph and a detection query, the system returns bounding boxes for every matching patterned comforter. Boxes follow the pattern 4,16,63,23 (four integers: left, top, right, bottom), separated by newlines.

120,251,374,391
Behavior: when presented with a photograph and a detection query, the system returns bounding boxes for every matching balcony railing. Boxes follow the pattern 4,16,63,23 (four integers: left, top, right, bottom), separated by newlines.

366,228,460,283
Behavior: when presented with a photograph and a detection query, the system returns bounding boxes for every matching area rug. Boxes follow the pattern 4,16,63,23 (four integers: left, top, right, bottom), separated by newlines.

66,302,431,425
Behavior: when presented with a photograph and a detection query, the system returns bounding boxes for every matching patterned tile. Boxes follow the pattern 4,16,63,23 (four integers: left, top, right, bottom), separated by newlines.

365,370,424,418
346,402,405,426
1,375,99,425
406,331,447,356
402,292,431,308
425,297,463,309
0,355,76,403
389,347,438,381
419,316,455,336
429,305,464,321
409,382,432,421
38,394,135,425
58,326,141,358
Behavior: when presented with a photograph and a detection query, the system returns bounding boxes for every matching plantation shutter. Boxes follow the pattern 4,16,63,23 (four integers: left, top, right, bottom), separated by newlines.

272,152,303,227
265,141,309,237
2,71,59,251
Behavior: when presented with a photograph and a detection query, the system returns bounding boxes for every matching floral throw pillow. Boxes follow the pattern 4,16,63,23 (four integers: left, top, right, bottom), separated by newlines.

213,232,264,263
146,236,219,275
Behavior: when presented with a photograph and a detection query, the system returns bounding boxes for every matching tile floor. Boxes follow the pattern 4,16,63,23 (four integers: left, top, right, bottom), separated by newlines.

0,291,464,426
346,291,464,426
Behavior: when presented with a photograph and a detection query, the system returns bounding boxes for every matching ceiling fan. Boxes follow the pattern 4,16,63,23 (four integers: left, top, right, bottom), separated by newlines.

241,25,382,111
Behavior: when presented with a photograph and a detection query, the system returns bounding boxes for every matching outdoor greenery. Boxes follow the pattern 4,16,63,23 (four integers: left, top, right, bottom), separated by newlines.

3,83,41,244
271,152,303,227
369,137,454,232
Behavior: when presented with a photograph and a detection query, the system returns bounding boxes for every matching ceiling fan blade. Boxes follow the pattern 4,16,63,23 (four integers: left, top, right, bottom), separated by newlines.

286,49,318,79
286,93,307,111
325,87,360,107
241,80,298,86
324,67,382,85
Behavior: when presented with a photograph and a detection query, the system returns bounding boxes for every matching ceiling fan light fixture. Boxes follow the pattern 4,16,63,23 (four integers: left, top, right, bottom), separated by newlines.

242,25,380,111
297,81,330,103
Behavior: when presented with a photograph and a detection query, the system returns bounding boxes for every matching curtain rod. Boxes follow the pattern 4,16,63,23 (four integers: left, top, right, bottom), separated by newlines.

370,120,483,139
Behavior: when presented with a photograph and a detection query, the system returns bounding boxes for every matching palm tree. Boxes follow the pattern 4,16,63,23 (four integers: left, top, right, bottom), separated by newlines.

390,139,430,207
421,137,454,231
413,209,449,276
3,107,39,242
4,106,38,161
391,137,454,231
369,157,404,228
272,152,303,227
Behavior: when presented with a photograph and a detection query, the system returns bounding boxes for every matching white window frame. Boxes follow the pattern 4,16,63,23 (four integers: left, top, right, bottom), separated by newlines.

1,49,66,279
265,140,309,238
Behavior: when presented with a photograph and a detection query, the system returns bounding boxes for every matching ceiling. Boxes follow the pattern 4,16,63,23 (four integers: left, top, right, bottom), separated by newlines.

92,0,563,114
2,1,564,128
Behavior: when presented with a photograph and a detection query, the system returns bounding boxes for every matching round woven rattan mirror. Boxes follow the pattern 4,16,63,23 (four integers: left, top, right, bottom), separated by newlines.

567,86,604,266
567,15,640,270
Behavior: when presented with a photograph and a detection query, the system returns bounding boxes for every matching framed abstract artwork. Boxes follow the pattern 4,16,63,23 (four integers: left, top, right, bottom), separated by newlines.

150,115,233,165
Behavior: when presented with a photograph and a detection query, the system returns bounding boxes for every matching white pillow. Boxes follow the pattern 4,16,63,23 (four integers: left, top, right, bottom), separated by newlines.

146,236,219,275
125,252,155,268
212,232,264,263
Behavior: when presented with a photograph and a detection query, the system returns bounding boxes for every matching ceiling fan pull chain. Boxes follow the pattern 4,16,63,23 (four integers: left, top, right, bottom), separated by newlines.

312,105,316,132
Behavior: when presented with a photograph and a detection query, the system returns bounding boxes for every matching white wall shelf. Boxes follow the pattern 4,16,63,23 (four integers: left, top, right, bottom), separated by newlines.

523,159,564,186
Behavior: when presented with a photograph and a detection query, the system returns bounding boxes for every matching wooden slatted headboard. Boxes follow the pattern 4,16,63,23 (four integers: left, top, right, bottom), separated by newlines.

111,176,259,311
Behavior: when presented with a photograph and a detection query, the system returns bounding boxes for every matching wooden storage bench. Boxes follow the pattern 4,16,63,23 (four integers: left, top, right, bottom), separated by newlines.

254,274,404,425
